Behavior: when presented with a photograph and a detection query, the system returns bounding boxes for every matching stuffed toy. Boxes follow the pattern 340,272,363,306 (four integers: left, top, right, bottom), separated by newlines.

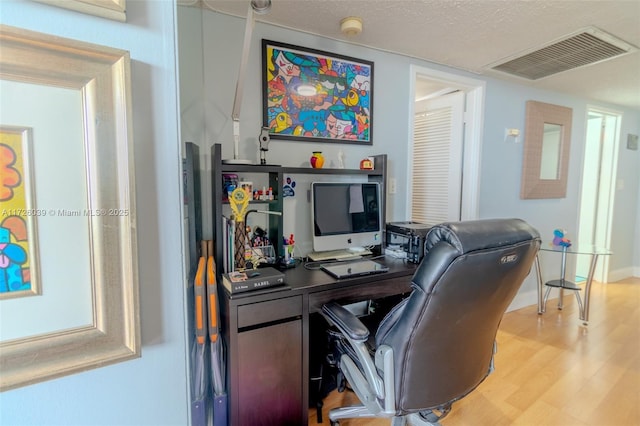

552,229,572,248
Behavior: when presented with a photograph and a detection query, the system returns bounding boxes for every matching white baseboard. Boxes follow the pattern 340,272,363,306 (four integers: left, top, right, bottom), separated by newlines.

608,266,638,283
506,288,538,312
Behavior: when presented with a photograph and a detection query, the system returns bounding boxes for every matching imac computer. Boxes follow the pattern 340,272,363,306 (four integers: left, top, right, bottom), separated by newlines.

310,182,382,259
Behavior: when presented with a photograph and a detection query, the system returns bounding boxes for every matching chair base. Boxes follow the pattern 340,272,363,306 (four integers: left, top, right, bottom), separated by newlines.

328,406,441,426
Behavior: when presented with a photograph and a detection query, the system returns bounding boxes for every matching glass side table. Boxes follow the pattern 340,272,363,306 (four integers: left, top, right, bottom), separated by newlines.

534,244,612,325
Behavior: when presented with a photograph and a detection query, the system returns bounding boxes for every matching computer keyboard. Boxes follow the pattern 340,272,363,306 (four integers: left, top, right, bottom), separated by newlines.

308,248,372,261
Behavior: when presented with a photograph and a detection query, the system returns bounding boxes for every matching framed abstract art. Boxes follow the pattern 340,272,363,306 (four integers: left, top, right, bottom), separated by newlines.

0,24,139,391
262,39,374,145
0,126,40,300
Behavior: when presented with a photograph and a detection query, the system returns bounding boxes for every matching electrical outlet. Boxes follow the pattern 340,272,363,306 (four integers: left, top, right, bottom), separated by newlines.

389,178,397,194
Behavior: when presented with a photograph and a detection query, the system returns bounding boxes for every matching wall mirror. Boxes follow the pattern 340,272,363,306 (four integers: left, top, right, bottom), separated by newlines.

520,100,573,199
0,25,139,391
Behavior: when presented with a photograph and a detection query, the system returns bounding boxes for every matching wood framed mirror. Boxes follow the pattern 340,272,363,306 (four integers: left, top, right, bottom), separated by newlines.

520,100,573,199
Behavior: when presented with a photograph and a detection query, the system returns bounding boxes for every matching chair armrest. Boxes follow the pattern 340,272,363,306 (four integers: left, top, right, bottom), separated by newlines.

322,301,385,400
322,301,369,342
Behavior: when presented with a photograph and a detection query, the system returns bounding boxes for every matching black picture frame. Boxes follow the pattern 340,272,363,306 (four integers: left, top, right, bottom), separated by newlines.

262,39,373,145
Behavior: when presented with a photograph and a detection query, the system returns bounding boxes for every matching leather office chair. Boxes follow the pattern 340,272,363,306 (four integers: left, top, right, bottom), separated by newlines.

321,218,541,425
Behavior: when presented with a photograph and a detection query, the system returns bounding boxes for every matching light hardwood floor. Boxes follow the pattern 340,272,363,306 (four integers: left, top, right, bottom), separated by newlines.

309,277,640,426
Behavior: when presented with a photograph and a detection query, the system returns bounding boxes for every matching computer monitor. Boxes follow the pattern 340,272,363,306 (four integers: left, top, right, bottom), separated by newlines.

310,182,383,252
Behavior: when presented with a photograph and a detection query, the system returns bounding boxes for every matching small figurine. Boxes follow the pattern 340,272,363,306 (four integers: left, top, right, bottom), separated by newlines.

552,229,572,248
359,157,374,170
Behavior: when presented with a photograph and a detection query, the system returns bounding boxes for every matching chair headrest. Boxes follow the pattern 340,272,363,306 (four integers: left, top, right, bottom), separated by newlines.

424,218,540,255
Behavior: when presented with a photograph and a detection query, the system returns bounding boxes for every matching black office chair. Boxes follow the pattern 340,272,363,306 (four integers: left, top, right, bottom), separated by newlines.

321,218,540,425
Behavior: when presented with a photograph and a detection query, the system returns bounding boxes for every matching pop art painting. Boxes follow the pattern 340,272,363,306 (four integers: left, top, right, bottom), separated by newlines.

262,39,373,145
0,127,39,299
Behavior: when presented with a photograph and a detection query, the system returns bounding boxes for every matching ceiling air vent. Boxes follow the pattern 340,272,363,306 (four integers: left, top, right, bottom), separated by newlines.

490,27,637,80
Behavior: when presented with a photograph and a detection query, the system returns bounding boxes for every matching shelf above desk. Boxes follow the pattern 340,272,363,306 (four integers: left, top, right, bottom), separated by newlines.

220,163,384,176
212,143,388,276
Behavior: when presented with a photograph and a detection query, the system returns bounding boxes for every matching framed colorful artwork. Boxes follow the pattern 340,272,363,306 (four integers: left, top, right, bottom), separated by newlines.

0,25,139,391
262,39,374,145
0,126,40,300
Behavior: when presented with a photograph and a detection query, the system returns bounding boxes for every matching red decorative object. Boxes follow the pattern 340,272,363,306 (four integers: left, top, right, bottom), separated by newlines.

310,152,325,168
359,158,374,170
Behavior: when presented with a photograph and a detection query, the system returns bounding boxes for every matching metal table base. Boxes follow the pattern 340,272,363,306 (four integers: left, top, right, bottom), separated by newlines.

536,245,610,325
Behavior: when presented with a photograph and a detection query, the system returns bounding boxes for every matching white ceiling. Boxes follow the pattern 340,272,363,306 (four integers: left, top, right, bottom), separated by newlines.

196,0,640,110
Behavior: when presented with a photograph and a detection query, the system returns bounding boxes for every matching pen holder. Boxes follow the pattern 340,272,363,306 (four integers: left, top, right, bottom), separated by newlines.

284,245,295,264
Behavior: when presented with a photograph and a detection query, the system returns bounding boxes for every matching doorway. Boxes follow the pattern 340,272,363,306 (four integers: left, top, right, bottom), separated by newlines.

576,107,621,283
408,66,485,223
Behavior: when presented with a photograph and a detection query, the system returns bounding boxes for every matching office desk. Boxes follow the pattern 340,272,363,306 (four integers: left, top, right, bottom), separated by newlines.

535,244,611,325
218,257,417,425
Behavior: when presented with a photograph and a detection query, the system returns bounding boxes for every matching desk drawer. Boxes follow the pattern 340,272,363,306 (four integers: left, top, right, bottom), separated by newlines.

238,295,302,329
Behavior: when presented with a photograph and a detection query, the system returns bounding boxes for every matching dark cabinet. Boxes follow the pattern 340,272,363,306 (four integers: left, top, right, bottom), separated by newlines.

237,319,303,425
227,295,304,425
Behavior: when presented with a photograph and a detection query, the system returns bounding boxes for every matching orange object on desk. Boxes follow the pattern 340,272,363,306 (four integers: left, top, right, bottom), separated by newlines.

360,158,374,170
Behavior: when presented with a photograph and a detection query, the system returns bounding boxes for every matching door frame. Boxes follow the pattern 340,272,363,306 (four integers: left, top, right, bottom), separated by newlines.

408,66,485,221
576,105,622,283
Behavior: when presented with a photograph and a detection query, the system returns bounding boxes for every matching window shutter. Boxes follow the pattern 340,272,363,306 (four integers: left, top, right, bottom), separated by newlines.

411,91,464,224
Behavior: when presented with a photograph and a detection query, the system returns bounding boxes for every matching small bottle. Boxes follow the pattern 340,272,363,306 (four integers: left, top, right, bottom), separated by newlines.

268,187,273,200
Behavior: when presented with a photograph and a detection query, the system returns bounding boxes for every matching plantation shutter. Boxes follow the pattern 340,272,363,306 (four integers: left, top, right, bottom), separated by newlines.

411,91,464,224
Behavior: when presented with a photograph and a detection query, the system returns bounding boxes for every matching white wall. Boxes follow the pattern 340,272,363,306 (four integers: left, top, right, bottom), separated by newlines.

0,1,190,425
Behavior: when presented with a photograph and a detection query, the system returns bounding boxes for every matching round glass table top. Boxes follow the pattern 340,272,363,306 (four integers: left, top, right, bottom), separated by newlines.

539,243,612,256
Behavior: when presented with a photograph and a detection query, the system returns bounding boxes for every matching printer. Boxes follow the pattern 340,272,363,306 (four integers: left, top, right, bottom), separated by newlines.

385,221,432,264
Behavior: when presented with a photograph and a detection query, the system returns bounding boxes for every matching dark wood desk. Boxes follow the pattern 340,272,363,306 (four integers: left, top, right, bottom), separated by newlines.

218,257,418,425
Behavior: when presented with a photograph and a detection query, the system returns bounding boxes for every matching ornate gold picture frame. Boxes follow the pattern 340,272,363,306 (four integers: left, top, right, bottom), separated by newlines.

0,25,140,391
34,0,126,22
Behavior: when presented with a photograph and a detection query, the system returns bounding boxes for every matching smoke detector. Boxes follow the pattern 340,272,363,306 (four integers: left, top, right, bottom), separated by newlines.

340,16,363,36
488,27,637,80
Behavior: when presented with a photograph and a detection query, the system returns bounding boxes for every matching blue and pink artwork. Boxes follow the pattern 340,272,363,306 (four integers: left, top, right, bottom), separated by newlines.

1,128,37,298
262,40,373,145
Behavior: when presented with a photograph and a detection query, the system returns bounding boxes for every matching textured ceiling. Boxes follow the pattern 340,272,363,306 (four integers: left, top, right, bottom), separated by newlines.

194,0,640,110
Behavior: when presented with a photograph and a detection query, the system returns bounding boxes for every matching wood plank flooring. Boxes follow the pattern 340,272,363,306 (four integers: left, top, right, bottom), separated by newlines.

308,277,640,426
